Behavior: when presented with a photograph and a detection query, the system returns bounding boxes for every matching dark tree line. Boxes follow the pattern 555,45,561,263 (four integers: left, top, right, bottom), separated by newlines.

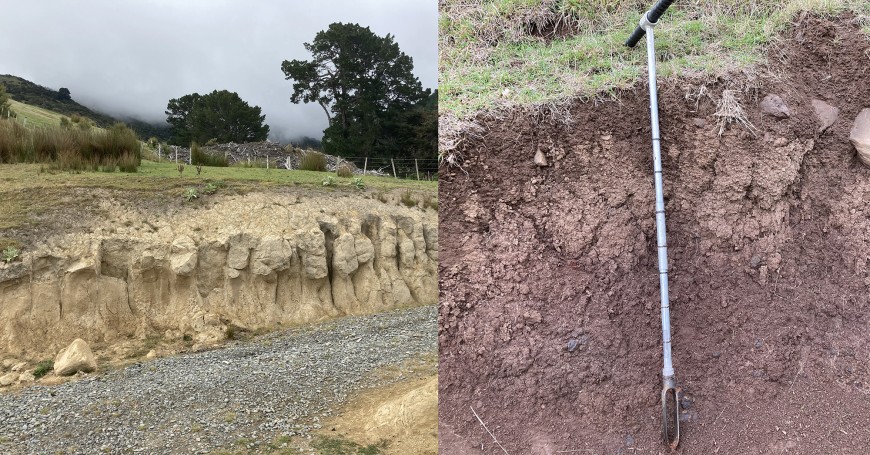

165,90,269,145
282,23,436,159
162,23,435,159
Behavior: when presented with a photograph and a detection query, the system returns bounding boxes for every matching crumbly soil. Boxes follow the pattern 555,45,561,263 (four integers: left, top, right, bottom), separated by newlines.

439,14,870,454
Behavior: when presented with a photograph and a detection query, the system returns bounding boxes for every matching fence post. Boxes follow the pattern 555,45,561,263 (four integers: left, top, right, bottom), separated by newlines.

267,154,269,170
188,148,192,165
363,157,368,174
415,159,420,180
391,158,397,179
158,144,162,161
174,146,178,164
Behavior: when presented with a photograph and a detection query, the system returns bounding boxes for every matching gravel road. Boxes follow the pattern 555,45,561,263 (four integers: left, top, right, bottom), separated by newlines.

0,305,436,454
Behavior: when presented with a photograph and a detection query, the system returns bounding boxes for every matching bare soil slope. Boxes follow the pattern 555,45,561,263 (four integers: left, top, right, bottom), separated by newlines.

439,14,870,454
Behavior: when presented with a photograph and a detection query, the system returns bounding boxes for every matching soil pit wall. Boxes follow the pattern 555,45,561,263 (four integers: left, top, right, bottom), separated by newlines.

0,191,437,358
439,15,870,454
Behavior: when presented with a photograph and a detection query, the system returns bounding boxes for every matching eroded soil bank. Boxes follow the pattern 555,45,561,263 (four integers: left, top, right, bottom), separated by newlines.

439,15,870,454
0,187,437,360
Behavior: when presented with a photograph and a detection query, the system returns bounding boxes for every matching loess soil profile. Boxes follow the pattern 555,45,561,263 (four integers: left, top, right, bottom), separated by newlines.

438,14,870,454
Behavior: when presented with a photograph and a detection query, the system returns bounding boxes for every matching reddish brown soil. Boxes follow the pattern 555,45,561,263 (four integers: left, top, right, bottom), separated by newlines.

439,15,870,454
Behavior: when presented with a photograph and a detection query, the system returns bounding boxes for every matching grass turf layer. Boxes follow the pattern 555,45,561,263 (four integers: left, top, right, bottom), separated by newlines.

439,0,870,118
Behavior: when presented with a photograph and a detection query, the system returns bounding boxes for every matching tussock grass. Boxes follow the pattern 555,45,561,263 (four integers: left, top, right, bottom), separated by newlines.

191,141,228,167
336,162,354,178
299,151,327,172
0,119,141,171
440,0,870,118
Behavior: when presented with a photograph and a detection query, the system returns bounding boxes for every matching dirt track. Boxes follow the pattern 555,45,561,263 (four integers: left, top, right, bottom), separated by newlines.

439,14,870,454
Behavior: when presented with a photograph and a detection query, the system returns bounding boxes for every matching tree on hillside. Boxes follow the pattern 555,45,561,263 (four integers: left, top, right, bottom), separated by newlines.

281,23,432,158
0,85,13,119
57,88,71,101
165,90,269,145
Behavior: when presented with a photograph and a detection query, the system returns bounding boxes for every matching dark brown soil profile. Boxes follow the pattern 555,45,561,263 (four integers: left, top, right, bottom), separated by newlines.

439,15,870,454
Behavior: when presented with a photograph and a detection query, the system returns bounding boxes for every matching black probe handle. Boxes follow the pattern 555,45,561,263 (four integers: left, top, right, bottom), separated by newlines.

624,0,675,48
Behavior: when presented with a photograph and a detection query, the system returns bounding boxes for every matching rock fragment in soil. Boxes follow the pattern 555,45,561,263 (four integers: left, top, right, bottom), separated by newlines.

760,94,790,118
811,99,839,132
750,254,762,269
0,373,18,386
534,148,548,167
566,339,580,352
849,108,870,166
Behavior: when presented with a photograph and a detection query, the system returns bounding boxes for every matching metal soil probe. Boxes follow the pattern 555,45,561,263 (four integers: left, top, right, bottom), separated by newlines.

625,0,680,449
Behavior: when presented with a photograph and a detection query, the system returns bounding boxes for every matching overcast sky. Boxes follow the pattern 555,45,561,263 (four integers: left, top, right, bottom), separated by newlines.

0,0,437,142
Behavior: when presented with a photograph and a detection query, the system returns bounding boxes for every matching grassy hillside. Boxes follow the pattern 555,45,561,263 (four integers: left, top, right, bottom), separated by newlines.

439,0,870,119
7,100,67,128
0,74,170,140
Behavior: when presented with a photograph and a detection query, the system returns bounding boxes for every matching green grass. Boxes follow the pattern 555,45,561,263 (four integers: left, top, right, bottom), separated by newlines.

440,0,870,118
7,99,69,128
33,359,53,379
311,436,387,455
0,160,435,233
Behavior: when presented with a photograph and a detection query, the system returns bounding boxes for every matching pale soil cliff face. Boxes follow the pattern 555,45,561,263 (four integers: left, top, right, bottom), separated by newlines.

0,190,437,357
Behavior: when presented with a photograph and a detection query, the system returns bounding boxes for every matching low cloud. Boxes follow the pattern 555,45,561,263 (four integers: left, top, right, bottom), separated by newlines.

0,0,437,142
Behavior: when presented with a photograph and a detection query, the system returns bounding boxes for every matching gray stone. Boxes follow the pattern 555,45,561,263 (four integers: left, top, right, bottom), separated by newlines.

0,372,18,386
811,99,839,133
534,149,548,167
750,254,762,269
760,94,790,118
54,338,97,376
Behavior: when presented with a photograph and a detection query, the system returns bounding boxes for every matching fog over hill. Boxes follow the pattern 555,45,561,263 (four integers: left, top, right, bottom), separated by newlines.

0,0,437,143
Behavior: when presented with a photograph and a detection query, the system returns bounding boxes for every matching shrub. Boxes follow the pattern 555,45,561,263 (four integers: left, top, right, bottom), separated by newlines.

203,182,219,194
183,188,199,202
351,177,365,190
322,176,336,186
336,162,354,178
33,360,53,379
1,246,20,263
300,151,327,172
191,141,228,167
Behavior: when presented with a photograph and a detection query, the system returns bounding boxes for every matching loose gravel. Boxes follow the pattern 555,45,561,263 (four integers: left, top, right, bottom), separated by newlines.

0,305,436,454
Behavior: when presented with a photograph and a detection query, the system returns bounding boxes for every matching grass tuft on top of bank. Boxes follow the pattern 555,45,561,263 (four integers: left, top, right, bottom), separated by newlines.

439,0,870,119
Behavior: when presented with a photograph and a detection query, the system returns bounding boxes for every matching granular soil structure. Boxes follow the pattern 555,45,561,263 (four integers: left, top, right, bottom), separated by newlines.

439,15,870,454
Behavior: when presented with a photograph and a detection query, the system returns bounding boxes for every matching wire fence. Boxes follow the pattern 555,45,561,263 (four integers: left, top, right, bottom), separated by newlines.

340,156,439,181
